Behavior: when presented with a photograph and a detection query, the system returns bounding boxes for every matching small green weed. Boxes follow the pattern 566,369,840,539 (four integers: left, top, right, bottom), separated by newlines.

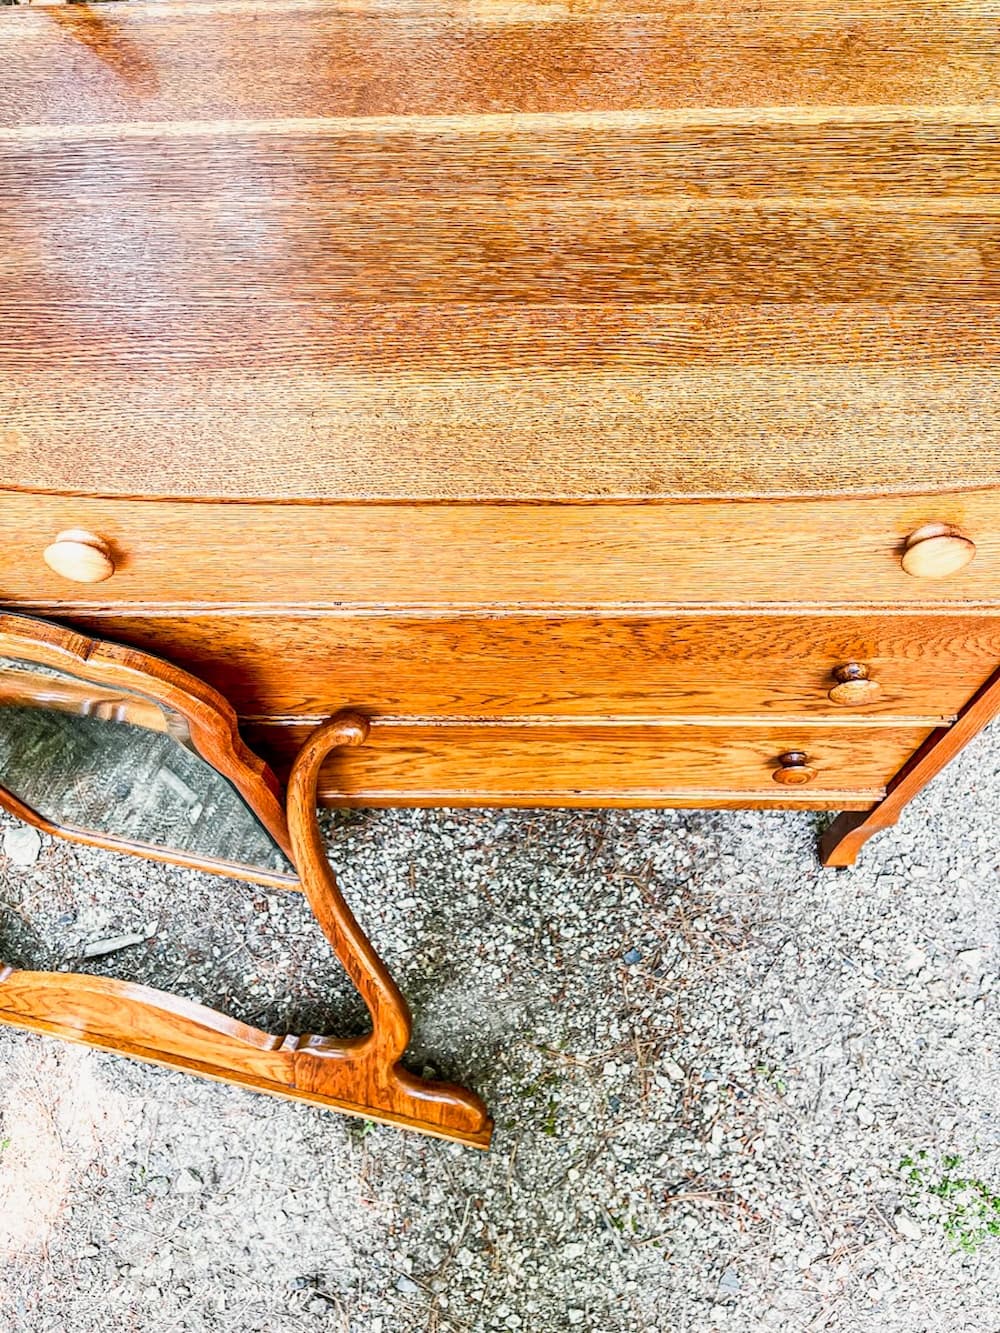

543,1097,558,1137
899,1150,1000,1254
347,1117,379,1144
754,1064,788,1096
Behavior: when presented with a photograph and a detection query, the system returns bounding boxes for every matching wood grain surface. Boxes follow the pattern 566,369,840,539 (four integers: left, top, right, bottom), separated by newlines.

35,608,1000,723
821,663,1000,865
1,0,997,501
3,1,997,127
4,490,1000,609
245,717,932,807
0,965,487,1145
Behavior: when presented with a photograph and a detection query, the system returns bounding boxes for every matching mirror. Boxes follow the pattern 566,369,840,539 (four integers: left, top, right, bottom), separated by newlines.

0,620,296,886
0,655,293,878
0,612,492,1146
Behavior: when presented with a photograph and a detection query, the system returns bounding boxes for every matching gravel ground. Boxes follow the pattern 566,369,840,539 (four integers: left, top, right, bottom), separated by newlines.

1,724,998,1332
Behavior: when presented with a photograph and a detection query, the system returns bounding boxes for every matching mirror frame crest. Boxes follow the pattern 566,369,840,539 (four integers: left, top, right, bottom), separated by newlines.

0,612,296,886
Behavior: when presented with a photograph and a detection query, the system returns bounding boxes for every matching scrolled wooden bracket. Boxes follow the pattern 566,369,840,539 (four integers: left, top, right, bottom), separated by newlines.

283,710,493,1145
0,710,493,1149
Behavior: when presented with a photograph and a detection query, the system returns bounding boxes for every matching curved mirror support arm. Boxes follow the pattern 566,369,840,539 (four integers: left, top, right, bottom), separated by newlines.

286,713,491,1144
287,712,411,1057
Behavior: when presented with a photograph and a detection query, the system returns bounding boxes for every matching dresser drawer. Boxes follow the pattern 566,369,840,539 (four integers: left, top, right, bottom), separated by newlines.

42,609,1000,723
3,491,1000,610
246,719,933,809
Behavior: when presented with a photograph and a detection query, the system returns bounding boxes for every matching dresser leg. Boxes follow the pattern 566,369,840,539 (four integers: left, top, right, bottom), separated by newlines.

819,810,889,866
819,664,1000,868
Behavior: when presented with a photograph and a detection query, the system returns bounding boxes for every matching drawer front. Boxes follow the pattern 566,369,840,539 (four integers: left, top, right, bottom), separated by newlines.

40,608,1000,723
3,490,1000,609
244,719,932,808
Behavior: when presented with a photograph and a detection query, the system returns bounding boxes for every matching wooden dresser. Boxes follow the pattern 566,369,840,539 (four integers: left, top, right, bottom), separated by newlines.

2,0,998,866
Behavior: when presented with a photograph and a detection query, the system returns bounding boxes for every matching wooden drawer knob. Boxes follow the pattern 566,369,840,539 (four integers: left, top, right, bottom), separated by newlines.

901,523,976,579
828,662,882,706
772,751,816,785
43,530,116,584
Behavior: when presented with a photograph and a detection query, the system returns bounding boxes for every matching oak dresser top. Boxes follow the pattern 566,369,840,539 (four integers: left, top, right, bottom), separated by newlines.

1,0,997,503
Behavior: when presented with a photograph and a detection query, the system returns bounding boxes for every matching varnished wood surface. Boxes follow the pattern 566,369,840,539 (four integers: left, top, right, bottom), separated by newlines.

0,967,486,1146
6,352,999,502
5,490,1000,609
3,1,998,127
821,663,1000,866
246,718,932,807
38,608,1000,723
0,672,170,733
1,0,998,501
5,134,998,309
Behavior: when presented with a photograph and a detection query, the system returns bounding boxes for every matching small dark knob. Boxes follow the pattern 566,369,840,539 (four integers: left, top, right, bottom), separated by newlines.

773,751,816,785
828,662,882,706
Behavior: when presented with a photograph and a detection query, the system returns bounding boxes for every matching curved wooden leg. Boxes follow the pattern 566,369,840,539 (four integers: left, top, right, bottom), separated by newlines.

820,666,1000,869
283,711,492,1145
0,712,492,1147
819,809,889,867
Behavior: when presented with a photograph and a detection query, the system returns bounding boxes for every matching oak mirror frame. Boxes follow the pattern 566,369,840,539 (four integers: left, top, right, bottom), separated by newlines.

0,615,297,887
0,613,492,1149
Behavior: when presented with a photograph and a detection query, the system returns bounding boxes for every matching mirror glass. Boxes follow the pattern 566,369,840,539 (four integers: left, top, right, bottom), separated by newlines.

0,655,294,880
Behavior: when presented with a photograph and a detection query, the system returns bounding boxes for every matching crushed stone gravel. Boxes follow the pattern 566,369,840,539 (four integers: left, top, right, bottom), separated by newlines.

1,722,998,1331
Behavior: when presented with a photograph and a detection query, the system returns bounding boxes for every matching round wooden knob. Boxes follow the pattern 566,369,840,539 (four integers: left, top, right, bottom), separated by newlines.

772,751,816,785
828,662,882,706
43,529,116,584
901,523,976,579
